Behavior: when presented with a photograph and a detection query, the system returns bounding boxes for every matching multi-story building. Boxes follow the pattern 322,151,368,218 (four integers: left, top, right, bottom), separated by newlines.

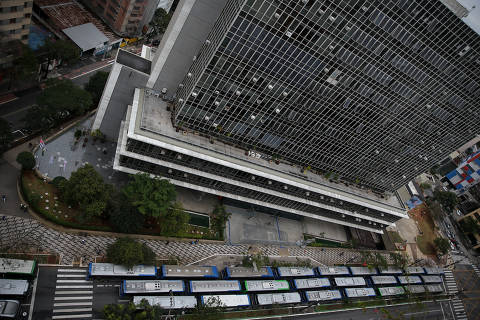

82,0,160,36
93,0,480,234
0,0,33,44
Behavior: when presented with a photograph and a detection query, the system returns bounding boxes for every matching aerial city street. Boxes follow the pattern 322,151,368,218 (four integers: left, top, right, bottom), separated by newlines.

1,0,480,319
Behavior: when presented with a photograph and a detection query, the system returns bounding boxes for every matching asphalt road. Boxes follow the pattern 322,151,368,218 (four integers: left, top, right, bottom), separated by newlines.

0,64,112,132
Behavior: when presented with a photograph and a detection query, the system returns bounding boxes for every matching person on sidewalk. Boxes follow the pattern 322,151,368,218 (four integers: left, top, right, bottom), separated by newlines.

1,195,5,203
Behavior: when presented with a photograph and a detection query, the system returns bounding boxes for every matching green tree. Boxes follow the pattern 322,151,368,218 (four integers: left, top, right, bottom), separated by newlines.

460,216,480,234
147,8,171,40
108,192,145,234
16,151,35,170
189,295,225,320
211,204,231,237
159,202,190,235
84,71,109,106
432,190,458,212
41,39,80,66
60,164,112,220
14,45,38,81
24,79,92,131
103,300,164,320
419,182,431,190
51,176,67,189
433,237,450,255
0,118,13,155
122,173,176,218
106,238,155,268
389,252,409,269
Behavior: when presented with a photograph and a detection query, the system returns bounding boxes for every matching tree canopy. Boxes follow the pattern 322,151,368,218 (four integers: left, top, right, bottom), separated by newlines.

14,45,39,81
85,71,109,106
433,237,450,255
103,300,163,320
159,202,190,235
460,216,480,234
24,79,92,131
122,173,177,218
211,205,231,236
41,39,81,65
432,190,458,212
147,8,171,40
106,238,155,268
108,192,145,234
0,118,13,155
60,164,112,220
16,151,35,170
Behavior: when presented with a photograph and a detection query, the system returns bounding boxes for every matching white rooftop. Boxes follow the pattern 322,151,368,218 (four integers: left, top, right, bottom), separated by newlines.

62,23,108,52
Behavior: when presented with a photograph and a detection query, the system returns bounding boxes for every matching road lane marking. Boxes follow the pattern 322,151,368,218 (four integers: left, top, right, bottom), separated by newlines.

57,280,92,283
52,308,92,313
54,296,93,301
58,269,86,273
56,285,93,289
28,267,39,320
69,61,114,80
52,315,92,319
55,291,93,295
53,302,93,307
57,274,86,278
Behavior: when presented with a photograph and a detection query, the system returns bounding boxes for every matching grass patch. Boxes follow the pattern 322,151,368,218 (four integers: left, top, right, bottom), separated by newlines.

21,171,222,240
410,204,437,255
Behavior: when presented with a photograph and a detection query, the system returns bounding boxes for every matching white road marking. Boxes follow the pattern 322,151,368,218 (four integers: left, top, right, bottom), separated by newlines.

53,302,93,307
55,291,92,295
57,280,92,283
56,285,93,289
52,314,92,319
54,296,93,301
52,308,92,313
69,62,114,80
57,269,86,273
57,274,86,278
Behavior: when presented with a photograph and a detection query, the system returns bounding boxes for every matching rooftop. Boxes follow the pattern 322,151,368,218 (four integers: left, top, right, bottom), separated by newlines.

131,88,406,216
117,50,151,75
35,0,119,42
63,23,108,52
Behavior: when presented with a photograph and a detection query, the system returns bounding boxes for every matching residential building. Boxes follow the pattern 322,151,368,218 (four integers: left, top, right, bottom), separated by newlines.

0,0,33,44
443,150,480,194
93,0,480,234
81,0,160,36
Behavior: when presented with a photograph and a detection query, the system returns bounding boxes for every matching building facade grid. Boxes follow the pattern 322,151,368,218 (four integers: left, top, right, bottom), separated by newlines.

172,0,480,193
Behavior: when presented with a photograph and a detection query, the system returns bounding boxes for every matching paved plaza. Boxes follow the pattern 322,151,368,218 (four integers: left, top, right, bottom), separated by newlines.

34,116,127,185
0,215,396,267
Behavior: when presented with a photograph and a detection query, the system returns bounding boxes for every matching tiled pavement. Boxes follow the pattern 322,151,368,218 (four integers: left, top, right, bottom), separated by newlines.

0,215,395,266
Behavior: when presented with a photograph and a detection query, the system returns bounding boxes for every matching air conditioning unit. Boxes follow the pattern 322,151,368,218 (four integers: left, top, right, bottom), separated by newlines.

214,101,220,106
267,84,274,90
274,12,281,19
191,92,198,97
161,88,167,94
187,73,192,77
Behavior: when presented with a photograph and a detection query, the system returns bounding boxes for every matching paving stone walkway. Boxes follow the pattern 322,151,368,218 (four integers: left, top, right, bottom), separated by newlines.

0,215,399,267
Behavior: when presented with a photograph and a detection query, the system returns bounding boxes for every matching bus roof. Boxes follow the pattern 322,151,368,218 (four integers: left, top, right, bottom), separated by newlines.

0,280,29,296
0,259,35,276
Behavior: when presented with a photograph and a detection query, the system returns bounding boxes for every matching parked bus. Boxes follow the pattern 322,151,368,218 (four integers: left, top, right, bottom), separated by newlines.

244,280,289,292
87,263,156,279
0,280,29,298
133,296,196,309
276,267,315,278
317,266,350,276
292,278,330,289
201,294,250,307
223,267,274,279
0,259,36,279
160,265,219,279
121,280,184,296
257,292,301,306
189,280,241,293
305,290,342,302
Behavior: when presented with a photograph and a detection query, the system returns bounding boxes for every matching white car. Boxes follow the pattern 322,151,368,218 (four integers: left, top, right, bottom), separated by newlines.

449,240,455,251
456,209,462,216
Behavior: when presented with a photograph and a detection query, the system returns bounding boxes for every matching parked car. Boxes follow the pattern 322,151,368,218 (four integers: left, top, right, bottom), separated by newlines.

0,300,20,319
456,209,462,216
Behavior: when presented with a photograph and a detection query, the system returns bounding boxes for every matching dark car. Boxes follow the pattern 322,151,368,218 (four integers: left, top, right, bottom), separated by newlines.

0,300,20,319
152,40,160,46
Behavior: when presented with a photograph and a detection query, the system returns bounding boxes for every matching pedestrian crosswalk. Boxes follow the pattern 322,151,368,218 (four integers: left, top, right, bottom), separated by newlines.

472,264,480,278
444,269,458,294
52,268,93,319
451,298,467,320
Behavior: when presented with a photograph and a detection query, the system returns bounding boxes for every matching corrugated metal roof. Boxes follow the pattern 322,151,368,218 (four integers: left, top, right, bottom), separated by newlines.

62,23,108,52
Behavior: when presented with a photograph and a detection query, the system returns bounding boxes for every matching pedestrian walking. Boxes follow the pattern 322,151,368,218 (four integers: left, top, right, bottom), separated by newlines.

1,195,5,203
23,205,28,212
165,241,170,245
